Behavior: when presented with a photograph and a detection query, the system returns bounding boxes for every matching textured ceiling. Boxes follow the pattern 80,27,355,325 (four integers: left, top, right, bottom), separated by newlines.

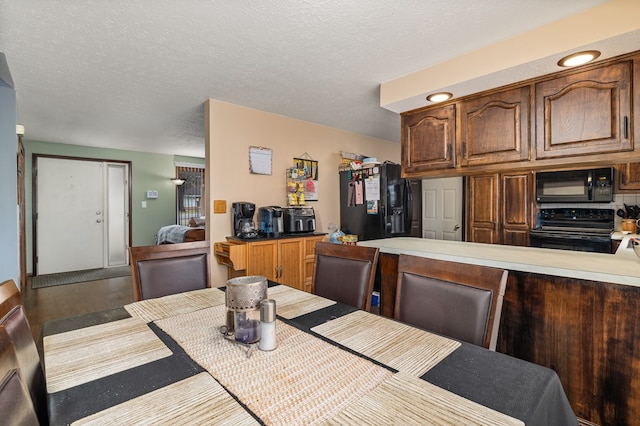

0,0,616,157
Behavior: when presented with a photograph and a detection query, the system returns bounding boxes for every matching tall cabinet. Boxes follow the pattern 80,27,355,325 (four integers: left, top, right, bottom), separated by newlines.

466,172,533,246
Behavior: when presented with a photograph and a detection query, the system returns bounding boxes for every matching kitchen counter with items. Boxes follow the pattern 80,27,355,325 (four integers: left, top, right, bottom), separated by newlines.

359,236,640,287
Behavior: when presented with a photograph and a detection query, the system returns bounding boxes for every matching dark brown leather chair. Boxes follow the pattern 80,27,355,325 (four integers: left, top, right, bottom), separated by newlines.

395,254,508,351
129,241,211,301
312,242,379,311
0,280,46,424
0,326,39,426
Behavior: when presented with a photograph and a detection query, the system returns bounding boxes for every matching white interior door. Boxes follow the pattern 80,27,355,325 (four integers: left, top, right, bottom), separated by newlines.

37,158,105,274
422,177,463,240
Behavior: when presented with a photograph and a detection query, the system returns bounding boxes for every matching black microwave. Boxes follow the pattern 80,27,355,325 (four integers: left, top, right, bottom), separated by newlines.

535,168,613,203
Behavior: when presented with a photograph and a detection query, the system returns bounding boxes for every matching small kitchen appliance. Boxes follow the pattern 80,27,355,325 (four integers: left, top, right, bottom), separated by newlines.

258,206,284,237
535,168,614,203
283,206,316,233
232,202,258,239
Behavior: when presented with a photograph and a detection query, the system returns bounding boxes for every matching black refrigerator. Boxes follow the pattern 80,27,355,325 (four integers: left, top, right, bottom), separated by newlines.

339,162,421,241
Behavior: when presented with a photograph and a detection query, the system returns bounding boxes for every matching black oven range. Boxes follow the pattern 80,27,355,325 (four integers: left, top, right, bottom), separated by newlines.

529,208,614,253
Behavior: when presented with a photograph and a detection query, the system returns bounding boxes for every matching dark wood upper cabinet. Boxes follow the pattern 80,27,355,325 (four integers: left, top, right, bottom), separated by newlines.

401,104,456,173
459,86,531,166
616,162,640,191
535,61,632,159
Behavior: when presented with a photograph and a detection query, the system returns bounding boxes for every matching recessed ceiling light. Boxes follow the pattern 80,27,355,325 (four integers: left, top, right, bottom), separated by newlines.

557,50,601,67
426,92,452,103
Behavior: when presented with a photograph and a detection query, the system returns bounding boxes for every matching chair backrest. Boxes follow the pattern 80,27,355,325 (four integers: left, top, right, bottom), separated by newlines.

0,279,45,424
129,241,211,301
312,242,379,311
0,280,23,319
395,254,508,351
0,326,39,426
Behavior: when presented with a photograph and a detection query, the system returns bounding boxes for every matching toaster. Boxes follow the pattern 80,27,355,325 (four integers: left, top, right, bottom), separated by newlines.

283,207,316,233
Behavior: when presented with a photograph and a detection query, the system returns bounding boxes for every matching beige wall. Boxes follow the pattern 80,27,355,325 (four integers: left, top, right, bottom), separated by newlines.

205,99,400,285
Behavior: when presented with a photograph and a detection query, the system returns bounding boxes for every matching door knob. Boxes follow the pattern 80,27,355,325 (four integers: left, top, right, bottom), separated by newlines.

454,224,460,231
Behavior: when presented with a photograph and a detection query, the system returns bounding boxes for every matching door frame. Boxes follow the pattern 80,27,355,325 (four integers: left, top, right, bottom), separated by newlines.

32,154,132,276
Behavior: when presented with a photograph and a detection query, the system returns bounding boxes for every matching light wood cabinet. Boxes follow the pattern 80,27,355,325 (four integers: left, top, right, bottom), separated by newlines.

535,61,632,159
401,104,456,173
459,86,531,166
466,172,532,246
214,235,324,293
616,162,640,191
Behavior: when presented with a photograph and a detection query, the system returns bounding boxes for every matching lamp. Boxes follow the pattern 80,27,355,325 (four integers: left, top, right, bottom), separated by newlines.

170,178,185,185
557,50,600,67
16,124,24,135
426,92,453,103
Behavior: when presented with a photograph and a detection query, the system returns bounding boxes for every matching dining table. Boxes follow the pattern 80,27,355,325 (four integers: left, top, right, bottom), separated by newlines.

42,282,578,425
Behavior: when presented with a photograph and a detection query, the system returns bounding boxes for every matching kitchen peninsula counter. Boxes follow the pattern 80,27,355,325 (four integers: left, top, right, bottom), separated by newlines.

358,237,640,286
359,237,640,425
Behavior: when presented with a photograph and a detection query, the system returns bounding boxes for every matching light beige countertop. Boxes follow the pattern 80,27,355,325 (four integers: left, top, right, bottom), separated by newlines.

358,237,640,287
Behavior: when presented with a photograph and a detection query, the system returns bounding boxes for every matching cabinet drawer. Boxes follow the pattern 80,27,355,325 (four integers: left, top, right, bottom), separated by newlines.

214,242,246,271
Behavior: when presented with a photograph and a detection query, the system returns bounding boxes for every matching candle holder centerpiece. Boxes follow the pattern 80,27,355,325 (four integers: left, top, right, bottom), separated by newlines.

224,276,267,344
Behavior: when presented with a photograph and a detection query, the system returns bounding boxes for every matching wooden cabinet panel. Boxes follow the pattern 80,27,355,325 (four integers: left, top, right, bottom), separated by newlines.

246,240,277,280
466,174,499,244
467,172,532,246
277,238,303,288
501,172,532,247
303,235,324,293
460,86,530,166
402,104,456,172
536,61,632,159
498,271,640,426
616,162,640,191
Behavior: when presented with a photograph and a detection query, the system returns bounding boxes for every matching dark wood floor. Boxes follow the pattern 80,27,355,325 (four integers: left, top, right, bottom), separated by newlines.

23,276,135,342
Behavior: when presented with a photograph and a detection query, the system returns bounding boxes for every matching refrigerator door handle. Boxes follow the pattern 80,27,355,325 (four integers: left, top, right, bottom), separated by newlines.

405,180,413,235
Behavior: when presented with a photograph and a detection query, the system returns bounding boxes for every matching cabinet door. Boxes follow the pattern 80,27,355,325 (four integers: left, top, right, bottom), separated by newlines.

616,163,640,191
460,86,531,166
246,240,277,281
466,174,499,244
402,104,456,172
277,238,303,289
535,61,632,159
303,236,324,293
501,172,532,247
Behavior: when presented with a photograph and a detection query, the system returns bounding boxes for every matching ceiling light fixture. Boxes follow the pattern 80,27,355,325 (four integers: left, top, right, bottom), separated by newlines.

426,92,453,103
557,50,601,67
170,178,185,185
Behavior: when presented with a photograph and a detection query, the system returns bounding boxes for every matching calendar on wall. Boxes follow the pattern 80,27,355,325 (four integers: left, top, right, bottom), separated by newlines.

249,146,272,175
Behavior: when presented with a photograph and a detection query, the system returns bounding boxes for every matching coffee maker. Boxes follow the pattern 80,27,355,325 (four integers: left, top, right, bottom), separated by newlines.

232,202,258,238
258,206,284,237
